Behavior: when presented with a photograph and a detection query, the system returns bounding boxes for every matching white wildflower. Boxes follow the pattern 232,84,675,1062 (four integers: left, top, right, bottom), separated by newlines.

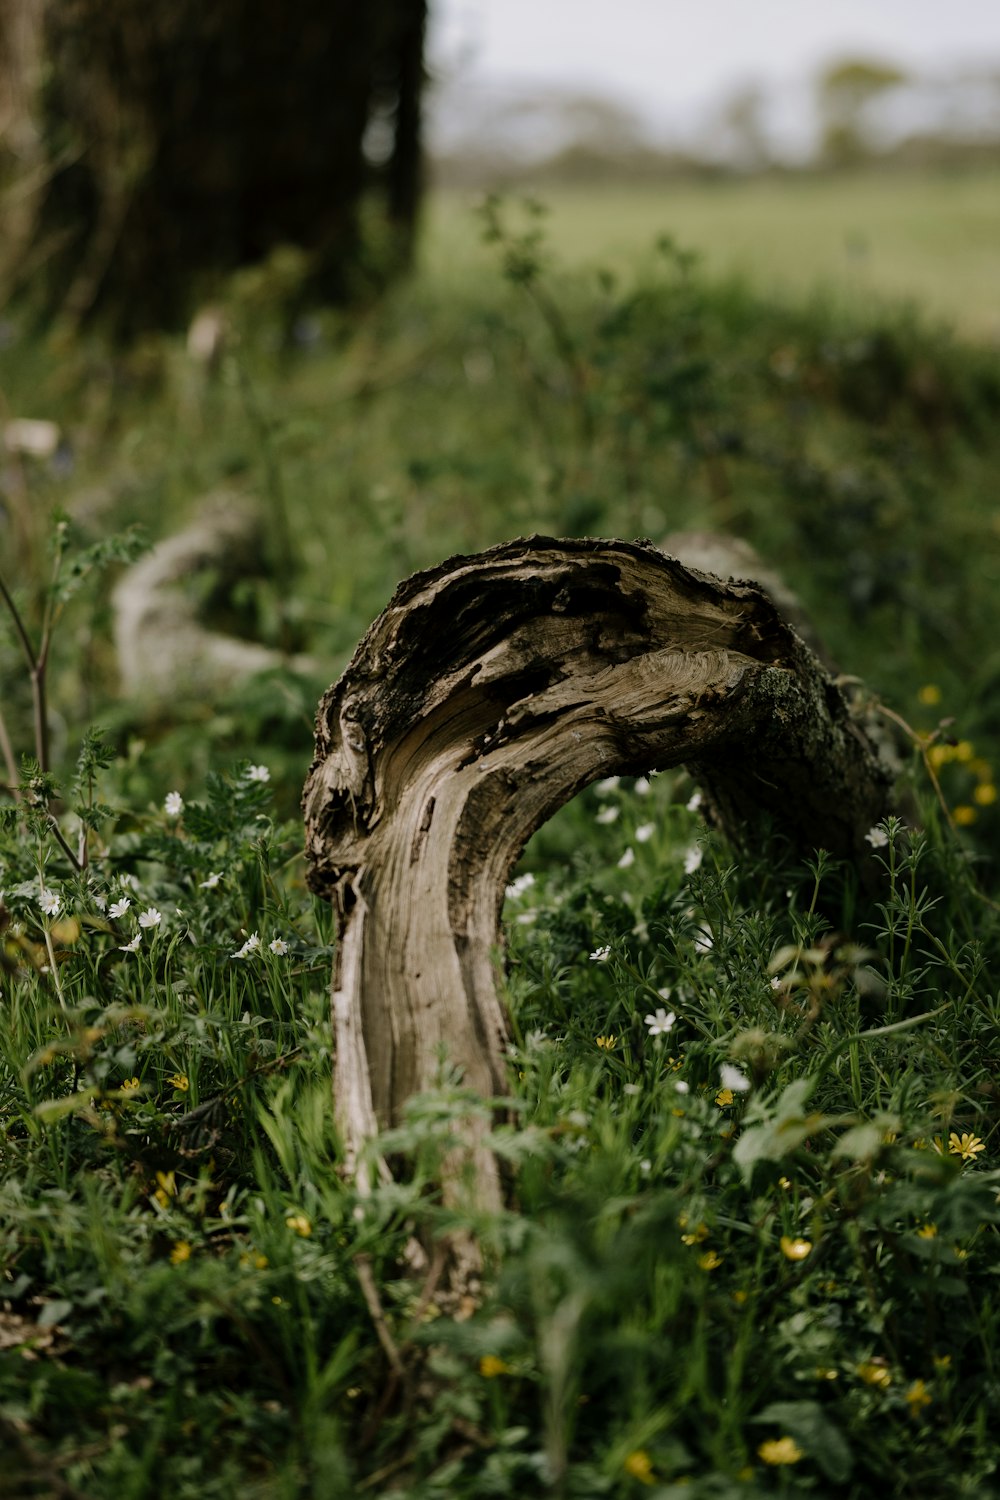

720,1063,751,1093
617,846,635,870
93,893,107,912
595,776,620,794
138,907,162,929
644,1007,676,1036
686,791,703,812
516,911,537,925
199,871,223,889
675,1079,690,1094
635,821,655,843
232,932,261,959
38,889,61,917
164,791,184,817
119,934,142,954
684,845,703,875
505,872,535,899
246,764,270,783
634,777,651,796
590,945,612,963
865,826,889,849
108,897,131,920
268,937,289,955
596,805,620,825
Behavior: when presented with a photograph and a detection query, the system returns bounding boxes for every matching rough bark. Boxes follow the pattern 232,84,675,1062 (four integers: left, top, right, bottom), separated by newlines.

303,536,893,1211
0,0,427,333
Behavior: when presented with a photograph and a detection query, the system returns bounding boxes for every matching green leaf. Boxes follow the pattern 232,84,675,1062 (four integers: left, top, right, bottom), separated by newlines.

831,1123,884,1162
34,1087,100,1121
754,1400,852,1483
37,1299,73,1328
733,1078,840,1181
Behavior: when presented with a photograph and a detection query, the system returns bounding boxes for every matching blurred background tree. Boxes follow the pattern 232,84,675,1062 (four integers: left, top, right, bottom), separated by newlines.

817,56,908,168
0,0,427,336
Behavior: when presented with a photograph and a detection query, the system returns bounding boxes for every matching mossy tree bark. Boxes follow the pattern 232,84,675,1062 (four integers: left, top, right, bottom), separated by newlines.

303,537,892,1216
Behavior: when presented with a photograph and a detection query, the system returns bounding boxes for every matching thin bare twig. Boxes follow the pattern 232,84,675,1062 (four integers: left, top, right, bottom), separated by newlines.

353,1252,405,1378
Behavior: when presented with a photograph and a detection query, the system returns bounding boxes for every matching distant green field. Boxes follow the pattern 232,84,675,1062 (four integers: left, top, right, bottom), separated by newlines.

424,169,1000,342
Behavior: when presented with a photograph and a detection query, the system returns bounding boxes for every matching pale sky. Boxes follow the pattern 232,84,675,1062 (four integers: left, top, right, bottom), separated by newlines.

429,0,1000,146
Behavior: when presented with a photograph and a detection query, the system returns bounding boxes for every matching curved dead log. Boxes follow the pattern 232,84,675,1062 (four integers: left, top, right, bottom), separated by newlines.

113,492,315,701
303,536,893,1208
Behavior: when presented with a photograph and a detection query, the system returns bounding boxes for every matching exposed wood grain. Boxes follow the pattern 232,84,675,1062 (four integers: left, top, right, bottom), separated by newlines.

303,536,893,1217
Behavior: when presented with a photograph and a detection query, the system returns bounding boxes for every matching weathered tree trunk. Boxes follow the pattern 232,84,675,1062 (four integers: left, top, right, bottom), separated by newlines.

303,537,893,1217
0,0,427,334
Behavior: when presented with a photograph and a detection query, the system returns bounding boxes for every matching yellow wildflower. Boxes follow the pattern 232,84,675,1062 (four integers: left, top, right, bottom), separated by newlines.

285,1213,312,1237
715,1088,734,1107
595,1035,616,1050
153,1169,177,1209
857,1360,892,1389
679,1217,709,1245
955,741,975,763
170,1240,192,1265
698,1250,723,1271
168,1073,189,1091
917,1223,938,1240
948,1131,986,1162
974,783,997,807
120,1077,140,1092
917,684,942,706
906,1379,932,1414
623,1450,655,1484
933,1353,951,1370
926,744,952,770
778,1176,792,1190
953,805,977,827
780,1236,812,1261
758,1437,803,1466
479,1354,510,1378
732,1290,748,1305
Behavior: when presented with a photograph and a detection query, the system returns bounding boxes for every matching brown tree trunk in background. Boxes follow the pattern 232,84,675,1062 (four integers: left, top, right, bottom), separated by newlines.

0,0,426,334
303,537,894,1223
383,0,426,236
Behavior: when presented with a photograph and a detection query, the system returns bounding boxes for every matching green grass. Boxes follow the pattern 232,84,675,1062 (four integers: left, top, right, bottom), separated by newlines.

425,169,1000,341
2,193,1000,1495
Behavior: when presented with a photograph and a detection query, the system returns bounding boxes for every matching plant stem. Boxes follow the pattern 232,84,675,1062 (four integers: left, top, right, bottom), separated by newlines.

0,705,20,801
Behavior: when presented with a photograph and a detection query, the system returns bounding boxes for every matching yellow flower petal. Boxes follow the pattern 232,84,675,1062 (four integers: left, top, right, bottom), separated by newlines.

780,1235,812,1261
623,1450,655,1483
758,1437,803,1465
